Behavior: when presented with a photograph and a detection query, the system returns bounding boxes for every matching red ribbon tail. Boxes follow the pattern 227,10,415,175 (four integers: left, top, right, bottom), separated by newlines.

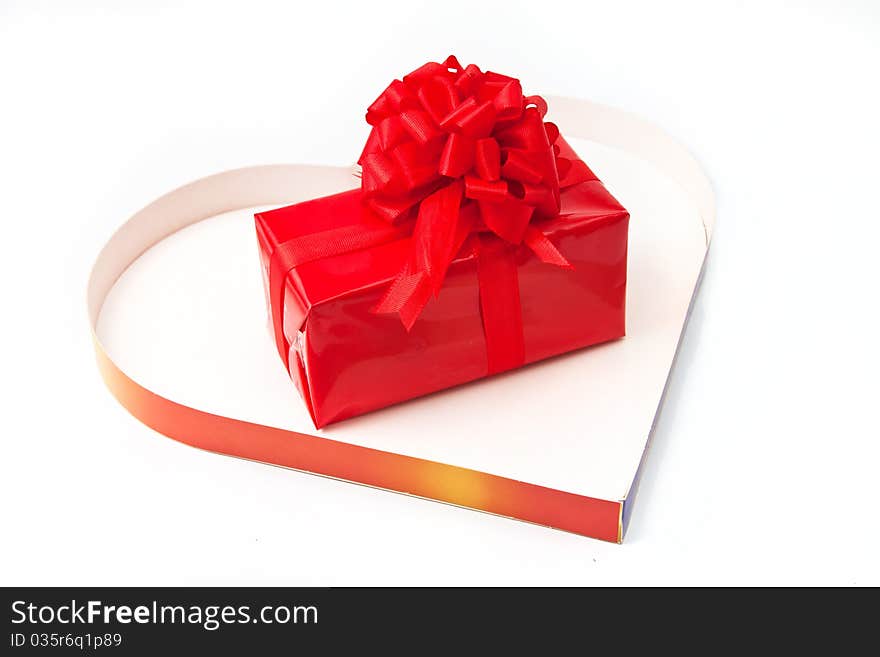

523,225,573,270
411,181,466,297
372,268,432,332
373,182,476,330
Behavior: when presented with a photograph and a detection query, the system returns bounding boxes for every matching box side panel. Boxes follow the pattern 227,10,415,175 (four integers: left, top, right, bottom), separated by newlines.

621,250,709,539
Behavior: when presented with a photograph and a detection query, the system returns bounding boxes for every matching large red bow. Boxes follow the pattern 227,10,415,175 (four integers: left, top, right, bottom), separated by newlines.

359,55,592,329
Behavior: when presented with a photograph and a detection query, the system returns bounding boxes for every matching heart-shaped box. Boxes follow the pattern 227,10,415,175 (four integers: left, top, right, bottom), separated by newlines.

88,97,714,542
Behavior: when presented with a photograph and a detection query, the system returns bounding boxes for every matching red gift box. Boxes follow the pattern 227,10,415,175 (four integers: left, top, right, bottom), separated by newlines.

255,57,629,428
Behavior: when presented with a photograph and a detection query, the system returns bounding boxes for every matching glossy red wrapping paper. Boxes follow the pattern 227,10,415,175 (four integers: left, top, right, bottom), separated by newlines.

255,138,629,428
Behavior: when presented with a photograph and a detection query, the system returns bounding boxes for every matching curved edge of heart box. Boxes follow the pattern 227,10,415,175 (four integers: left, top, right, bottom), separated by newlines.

88,97,715,543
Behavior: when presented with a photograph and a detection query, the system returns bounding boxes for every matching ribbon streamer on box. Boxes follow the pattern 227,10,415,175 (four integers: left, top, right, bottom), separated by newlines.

268,56,594,375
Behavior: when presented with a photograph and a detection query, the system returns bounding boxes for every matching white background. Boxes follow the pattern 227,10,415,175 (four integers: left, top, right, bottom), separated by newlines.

1,0,878,585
